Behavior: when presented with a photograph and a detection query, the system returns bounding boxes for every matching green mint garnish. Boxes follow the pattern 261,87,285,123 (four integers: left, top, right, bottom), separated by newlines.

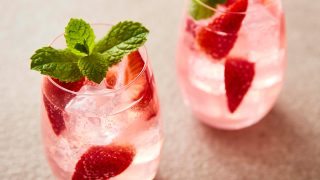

30,47,83,82
31,19,149,83
189,0,226,20
65,18,95,55
95,21,149,54
78,53,109,84
95,21,149,66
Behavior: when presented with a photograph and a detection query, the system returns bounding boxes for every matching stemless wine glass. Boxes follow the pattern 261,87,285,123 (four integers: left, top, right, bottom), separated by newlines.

41,24,163,180
176,0,286,129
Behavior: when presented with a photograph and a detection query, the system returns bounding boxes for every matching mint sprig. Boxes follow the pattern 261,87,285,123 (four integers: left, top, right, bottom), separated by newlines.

189,0,226,20
31,19,149,83
65,18,95,55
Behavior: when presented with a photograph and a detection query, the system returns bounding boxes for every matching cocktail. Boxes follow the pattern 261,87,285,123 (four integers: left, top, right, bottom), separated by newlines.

31,19,163,179
176,0,286,129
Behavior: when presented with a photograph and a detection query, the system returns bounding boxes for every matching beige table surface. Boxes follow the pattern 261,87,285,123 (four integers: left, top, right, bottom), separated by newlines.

0,0,319,179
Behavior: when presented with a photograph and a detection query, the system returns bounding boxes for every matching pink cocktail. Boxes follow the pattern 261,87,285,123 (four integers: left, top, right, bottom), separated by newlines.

176,0,286,129
41,25,163,179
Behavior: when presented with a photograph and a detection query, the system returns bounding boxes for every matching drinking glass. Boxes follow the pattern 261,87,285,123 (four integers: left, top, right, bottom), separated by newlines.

176,0,286,129
41,24,163,179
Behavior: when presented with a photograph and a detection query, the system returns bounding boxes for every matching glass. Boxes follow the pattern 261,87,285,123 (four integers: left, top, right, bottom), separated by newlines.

176,0,286,129
41,24,163,179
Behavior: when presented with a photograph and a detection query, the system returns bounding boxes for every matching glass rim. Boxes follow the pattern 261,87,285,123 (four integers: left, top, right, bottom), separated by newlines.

47,23,149,96
193,0,275,15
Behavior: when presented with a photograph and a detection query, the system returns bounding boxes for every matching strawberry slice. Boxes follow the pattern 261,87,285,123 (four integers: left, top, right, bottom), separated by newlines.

105,65,119,89
124,51,149,101
131,78,158,121
225,0,237,6
196,0,248,60
43,78,84,135
44,78,85,109
104,51,155,119
125,51,157,120
51,78,85,92
43,95,66,135
72,144,136,180
104,51,147,97
224,58,255,113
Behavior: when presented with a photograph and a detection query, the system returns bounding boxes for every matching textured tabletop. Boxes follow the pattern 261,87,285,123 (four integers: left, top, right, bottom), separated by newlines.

0,0,319,179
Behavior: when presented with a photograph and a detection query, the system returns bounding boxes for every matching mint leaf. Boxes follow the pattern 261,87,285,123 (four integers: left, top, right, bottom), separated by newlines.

79,21,149,83
78,53,109,83
65,18,95,55
94,21,149,64
31,47,83,82
189,0,226,20
31,19,149,84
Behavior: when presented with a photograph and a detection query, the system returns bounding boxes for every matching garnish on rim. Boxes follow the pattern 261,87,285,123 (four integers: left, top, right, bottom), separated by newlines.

31,18,149,84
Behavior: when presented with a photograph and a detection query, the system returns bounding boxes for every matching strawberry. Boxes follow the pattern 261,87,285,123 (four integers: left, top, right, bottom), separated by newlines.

105,65,119,89
43,95,66,135
104,51,155,120
124,51,149,101
72,144,136,180
52,78,85,92
224,58,255,113
225,0,237,6
131,78,158,121
43,78,84,135
196,0,248,60
133,82,153,110
44,78,85,109
125,51,157,120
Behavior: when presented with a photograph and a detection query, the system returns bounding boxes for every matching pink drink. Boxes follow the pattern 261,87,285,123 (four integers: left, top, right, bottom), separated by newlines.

176,0,286,129
41,25,163,179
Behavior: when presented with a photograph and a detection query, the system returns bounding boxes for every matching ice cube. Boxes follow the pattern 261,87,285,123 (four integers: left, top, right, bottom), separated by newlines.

65,84,121,117
64,94,138,146
49,138,79,172
189,55,225,94
242,2,280,63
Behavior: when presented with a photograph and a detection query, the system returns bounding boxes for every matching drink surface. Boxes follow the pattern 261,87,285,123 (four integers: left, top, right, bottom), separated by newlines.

176,0,286,129
41,24,163,179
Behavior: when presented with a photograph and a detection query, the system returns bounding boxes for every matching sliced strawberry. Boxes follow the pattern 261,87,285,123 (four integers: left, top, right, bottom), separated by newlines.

105,65,119,89
125,51,157,120
131,79,158,121
197,30,238,60
133,83,153,110
125,51,148,101
43,94,66,135
44,78,85,109
43,78,84,135
51,78,84,92
72,144,136,180
196,0,248,60
224,58,255,113
225,0,237,6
